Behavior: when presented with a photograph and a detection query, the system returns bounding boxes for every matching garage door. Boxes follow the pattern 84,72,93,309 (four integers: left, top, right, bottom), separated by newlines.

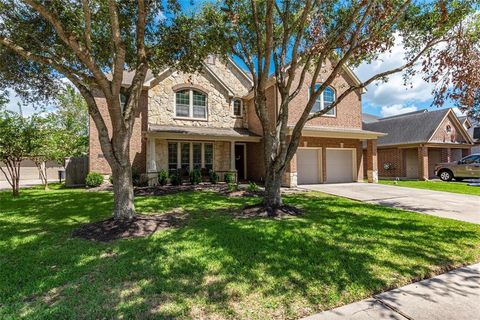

326,149,354,183
297,149,321,184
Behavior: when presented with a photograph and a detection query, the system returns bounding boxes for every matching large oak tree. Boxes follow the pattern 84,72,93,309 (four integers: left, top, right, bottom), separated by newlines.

0,0,210,219
205,0,479,214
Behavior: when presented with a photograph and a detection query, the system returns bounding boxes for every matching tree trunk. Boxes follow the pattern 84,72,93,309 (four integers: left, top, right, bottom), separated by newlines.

111,163,136,220
263,167,284,214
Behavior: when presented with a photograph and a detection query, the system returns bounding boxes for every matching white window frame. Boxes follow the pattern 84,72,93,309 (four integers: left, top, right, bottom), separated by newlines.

232,98,243,117
310,84,336,117
174,89,208,120
167,141,214,171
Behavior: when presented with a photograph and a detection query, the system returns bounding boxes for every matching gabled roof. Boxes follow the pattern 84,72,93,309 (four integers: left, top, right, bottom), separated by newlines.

363,108,473,146
362,113,380,123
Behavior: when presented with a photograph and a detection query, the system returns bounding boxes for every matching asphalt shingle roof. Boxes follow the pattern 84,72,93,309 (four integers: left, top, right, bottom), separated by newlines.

362,109,450,146
148,124,261,139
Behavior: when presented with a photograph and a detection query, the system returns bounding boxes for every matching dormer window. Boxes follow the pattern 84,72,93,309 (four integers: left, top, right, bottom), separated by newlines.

233,99,242,117
311,84,336,116
175,89,207,119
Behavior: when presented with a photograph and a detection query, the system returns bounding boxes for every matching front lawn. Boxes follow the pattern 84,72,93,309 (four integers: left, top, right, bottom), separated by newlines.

1,186,480,319
379,179,480,196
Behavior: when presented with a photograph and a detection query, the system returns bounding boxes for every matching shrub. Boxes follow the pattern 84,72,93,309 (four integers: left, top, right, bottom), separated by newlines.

227,182,238,192
248,181,260,193
86,172,104,188
132,170,141,186
109,175,113,185
224,172,235,184
209,170,219,184
170,171,182,186
189,169,202,185
158,170,168,186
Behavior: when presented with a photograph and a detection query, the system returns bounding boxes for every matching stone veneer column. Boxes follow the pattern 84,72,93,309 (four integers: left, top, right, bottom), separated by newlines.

367,139,378,183
147,138,158,186
418,146,429,180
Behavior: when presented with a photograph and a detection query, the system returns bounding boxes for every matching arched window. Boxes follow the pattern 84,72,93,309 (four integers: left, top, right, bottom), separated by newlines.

446,125,452,133
175,89,207,119
311,84,336,116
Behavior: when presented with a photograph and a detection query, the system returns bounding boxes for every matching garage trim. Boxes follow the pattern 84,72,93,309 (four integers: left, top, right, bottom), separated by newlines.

326,147,358,182
297,147,323,184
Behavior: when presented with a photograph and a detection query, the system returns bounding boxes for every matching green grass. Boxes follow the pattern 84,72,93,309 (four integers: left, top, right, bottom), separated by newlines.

1,185,480,319
379,179,480,196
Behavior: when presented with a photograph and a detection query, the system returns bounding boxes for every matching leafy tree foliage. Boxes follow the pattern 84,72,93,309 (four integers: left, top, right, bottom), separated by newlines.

0,110,37,196
0,0,209,219
203,0,479,213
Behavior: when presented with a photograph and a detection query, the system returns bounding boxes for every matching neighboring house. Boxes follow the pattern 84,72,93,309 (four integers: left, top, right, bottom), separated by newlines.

363,109,473,180
459,116,480,154
89,56,384,187
0,160,63,182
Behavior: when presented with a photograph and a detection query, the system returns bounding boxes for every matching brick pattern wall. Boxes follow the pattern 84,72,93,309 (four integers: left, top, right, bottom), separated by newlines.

377,148,405,177
287,60,363,129
283,137,364,187
89,90,148,174
430,114,468,144
418,146,429,180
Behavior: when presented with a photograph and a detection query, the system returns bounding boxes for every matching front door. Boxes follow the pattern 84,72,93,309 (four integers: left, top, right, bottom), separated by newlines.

235,144,246,180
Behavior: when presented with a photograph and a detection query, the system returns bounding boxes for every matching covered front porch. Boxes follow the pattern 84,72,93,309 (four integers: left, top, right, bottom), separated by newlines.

378,144,471,180
144,125,261,184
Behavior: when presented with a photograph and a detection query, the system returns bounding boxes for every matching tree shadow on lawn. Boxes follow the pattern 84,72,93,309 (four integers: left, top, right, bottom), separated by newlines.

1,190,479,319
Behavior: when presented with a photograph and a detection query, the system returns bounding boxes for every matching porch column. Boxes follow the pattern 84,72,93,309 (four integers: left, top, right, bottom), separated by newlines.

147,138,158,186
441,148,451,163
418,146,429,180
230,141,236,170
367,139,378,183
462,148,471,157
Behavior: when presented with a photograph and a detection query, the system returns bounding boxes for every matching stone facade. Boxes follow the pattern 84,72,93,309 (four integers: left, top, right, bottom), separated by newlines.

148,59,251,129
152,139,233,173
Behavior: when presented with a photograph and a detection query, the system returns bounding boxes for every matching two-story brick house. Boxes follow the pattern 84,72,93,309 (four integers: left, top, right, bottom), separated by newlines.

89,56,384,186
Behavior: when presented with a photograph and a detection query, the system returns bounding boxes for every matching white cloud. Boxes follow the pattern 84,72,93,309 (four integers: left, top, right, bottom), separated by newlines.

380,104,418,117
355,34,434,108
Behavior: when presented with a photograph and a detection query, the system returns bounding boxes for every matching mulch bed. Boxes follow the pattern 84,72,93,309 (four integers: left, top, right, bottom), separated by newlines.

135,183,264,198
72,212,187,242
235,204,304,219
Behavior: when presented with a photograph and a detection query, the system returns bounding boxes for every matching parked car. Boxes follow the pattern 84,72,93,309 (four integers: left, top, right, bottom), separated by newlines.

434,154,480,181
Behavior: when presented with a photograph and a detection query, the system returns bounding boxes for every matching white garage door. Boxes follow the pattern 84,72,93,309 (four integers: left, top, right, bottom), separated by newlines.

297,149,321,184
326,149,354,183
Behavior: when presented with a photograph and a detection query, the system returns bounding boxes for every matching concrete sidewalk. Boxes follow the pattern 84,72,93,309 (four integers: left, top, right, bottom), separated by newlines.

303,263,480,320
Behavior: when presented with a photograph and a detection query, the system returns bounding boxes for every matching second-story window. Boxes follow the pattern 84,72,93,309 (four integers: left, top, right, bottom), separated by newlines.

311,84,336,116
233,99,242,116
175,89,207,119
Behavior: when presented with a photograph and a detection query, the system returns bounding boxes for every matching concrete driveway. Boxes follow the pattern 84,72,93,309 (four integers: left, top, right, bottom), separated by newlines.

302,183,480,224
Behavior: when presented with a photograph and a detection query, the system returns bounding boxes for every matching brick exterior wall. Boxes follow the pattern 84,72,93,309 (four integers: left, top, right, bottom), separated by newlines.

282,137,364,187
430,113,468,144
287,60,363,129
89,90,148,174
376,148,405,177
